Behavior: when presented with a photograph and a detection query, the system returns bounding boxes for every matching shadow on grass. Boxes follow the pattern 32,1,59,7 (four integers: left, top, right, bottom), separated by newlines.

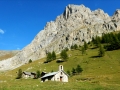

90,55,100,58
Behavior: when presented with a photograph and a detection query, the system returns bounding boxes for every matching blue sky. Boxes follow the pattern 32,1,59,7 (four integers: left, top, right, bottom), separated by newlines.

0,0,120,50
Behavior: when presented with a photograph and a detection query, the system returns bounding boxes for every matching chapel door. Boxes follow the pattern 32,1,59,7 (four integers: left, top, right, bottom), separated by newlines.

60,77,62,81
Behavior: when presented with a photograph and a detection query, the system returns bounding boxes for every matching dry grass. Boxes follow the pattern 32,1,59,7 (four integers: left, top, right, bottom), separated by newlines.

0,50,19,61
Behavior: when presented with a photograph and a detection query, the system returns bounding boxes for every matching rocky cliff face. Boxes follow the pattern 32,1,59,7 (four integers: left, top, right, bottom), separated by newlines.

0,4,120,71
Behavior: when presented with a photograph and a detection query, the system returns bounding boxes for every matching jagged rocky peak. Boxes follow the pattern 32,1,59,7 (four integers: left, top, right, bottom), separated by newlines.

113,9,120,16
112,9,120,21
93,9,110,19
1,4,120,71
63,4,91,19
63,4,111,25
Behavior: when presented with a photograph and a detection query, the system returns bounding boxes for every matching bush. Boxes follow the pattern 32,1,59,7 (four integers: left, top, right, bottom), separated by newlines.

84,41,88,50
71,68,76,75
16,69,22,79
29,59,32,63
36,70,40,79
76,65,83,74
74,44,78,49
98,44,105,57
81,46,85,55
67,70,71,76
65,47,69,51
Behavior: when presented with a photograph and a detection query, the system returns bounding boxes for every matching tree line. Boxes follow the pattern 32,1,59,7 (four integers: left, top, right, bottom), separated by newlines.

92,32,120,51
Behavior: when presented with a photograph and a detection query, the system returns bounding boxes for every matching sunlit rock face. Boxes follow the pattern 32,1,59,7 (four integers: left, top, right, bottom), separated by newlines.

0,4,120,71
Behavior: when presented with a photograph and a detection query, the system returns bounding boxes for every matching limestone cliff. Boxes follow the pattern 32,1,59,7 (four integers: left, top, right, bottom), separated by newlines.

0,4,120,71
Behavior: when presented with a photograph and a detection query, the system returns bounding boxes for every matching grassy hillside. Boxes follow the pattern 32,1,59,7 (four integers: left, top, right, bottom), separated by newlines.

0,46,120,90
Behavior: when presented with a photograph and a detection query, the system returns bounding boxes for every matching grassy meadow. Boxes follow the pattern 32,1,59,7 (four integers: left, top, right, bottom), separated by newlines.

0,45,120,90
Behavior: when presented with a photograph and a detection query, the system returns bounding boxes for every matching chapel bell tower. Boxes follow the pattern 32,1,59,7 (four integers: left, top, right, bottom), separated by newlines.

59,65,63,71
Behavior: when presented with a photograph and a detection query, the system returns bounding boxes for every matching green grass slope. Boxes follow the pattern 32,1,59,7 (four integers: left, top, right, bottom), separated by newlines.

0,46,120,90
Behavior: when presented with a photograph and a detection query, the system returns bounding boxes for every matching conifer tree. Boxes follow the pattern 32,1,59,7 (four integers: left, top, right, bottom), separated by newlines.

16,69,22,79
81,46,85,55
95,36,101,47
46,52,52,62
99,44,105,57
76,65,83,74
84,41,88,50
71,68,76,75
65,47,69,51
60,50,68,61
52,51,56,60
74,44,78,49
71,45,74,49
36,70,41,79
29,59,32,63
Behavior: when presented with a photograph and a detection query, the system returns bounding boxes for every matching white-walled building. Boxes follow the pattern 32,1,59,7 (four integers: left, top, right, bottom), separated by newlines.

41,65,69,82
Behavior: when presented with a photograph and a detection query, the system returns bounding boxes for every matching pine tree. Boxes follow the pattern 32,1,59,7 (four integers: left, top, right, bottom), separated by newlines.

84,41,88,50
74,44,78,49
29,59,32,63
99,44,105,57
60,50,68,61
76,65,83,74
81,46,85,55
65,47,69,51
71,45,74,49
36,70,41,79
16,69,22,79
95,36,101,47
71,68,76,75
46,52,52,62
52,51,56,60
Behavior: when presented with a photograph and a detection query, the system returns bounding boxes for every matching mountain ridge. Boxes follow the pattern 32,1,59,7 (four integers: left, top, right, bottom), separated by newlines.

0,4,120,71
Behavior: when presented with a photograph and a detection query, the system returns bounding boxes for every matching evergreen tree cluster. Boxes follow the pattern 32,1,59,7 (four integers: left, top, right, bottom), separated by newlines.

92,36,101,47
92,32,120,51
102,33,120,50
71,44,78,50
67,65,83,76
46,51,56,62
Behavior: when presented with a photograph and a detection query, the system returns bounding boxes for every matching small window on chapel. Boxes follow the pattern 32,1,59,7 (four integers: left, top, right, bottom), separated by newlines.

61,66,62,70
61,72,62,75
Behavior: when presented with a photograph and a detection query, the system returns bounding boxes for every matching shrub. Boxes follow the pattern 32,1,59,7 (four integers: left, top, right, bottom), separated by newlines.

36,70,41,79
76,65,83,74
29,59,32,63
67,70,71,76
98,44,105,57
16,69,22,79
71,68,76,75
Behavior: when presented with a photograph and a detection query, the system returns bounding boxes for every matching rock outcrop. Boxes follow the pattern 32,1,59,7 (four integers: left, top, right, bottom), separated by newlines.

0,4,120,71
